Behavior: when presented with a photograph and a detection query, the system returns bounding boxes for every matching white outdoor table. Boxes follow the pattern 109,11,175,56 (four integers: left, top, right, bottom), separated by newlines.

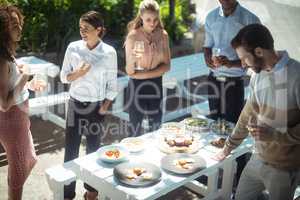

46,130,253,200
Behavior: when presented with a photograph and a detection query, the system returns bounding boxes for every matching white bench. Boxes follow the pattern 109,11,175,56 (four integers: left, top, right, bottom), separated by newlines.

17,56,69,128
45,162,77,200
295,186,300,200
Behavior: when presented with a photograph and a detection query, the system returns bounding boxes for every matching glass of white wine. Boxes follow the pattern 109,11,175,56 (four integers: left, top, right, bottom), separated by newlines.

134,41,145,71
33,73,47,93
247,115,257,137
212,47,221,67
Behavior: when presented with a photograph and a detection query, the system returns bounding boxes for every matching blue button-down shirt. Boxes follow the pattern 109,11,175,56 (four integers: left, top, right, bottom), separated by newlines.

204,3,261,77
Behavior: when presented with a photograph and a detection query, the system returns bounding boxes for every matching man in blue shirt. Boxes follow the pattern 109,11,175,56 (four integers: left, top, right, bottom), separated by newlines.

202,0,260,196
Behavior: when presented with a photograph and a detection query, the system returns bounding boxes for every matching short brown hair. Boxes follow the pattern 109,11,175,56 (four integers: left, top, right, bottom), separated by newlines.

231,23,274,53
80,11,105,38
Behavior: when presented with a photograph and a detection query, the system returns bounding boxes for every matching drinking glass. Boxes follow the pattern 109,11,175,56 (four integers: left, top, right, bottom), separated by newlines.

212,47,221,67
134,41,145,70
33,74,47,94
247,116,257,136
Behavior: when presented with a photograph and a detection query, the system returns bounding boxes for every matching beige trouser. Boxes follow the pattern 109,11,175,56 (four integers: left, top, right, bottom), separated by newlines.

235,154,300,200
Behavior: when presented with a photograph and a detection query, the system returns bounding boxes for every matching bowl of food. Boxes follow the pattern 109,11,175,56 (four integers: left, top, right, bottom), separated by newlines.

120,137,145,153
183,117,209,133
97,145,129,163
209,119,234,136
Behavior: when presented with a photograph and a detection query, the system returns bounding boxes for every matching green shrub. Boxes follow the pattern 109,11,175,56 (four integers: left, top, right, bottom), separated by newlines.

2,0,192,61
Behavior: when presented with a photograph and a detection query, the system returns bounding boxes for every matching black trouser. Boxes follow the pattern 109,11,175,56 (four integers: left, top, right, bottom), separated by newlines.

207,73,244,123
64,97,103,199
207,73,247,189
127,77,163,137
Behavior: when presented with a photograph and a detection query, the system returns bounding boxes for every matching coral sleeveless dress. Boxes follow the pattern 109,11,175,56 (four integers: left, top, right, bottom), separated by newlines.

0,62,37,189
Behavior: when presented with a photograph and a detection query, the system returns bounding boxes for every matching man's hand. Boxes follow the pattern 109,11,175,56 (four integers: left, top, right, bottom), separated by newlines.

217,56,232,68
247,123,275,141
204,48,217,69
213,145,232,161
205,54,217,69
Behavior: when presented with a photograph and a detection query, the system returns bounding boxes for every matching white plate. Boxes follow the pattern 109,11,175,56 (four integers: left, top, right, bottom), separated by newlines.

97,145,129,163
120,137,145,153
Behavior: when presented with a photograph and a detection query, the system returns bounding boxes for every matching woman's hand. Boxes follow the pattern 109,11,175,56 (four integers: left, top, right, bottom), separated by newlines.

98,100,112,115
17,64,31,75
75,62,91,78
27,78,47,92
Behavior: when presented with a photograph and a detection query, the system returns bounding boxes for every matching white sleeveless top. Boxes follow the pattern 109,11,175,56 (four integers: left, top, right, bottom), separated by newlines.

9,61,29,105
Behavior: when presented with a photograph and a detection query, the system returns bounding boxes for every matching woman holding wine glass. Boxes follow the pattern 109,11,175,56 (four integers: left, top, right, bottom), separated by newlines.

124,0,171,136
0,5,46,199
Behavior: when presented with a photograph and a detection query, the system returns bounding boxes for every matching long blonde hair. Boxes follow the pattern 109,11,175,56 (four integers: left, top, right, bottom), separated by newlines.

127,0,164,33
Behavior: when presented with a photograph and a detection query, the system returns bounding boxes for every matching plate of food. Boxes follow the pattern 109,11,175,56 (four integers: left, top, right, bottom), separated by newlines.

210,138,226,148
157,133,200,154
161,153,206,175
209,119,234,136
183,117,209,132
113,162,161,187
159,122,183,135
120,137,145,153
97,145,129,163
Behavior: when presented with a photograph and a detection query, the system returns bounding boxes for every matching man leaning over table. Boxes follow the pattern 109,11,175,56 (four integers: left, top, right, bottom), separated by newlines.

215,23,300,200
202,0,261,192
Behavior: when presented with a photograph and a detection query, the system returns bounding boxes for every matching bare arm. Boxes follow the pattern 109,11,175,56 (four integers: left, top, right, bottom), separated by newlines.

125,35,136,76
130,63,170,79
130,31,171,79
65,64,90,82
218,56,242,68
0,60,29,112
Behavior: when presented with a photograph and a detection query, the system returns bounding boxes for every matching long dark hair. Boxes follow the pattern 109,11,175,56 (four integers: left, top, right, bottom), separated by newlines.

0,5,24,62
126,0,164,33
80,11,106,38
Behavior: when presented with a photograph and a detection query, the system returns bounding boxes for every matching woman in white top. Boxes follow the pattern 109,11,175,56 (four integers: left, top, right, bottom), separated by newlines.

0,5,45,200
60,11,118,200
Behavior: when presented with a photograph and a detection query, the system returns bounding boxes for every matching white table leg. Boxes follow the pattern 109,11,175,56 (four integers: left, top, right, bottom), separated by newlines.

185,168,219,198
220,158,237,200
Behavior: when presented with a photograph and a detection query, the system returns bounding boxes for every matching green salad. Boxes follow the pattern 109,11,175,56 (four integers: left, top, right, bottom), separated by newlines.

185,118,208,127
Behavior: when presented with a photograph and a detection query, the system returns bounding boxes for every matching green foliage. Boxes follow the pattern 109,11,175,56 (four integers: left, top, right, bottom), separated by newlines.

160,0,190,44
2,0,192,60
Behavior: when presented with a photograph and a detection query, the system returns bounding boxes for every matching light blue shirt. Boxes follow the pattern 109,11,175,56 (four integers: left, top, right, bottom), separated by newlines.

204,3,261,77
60,40,118,102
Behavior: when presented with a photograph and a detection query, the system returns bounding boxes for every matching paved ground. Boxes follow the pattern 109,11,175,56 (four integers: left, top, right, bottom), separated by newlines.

0,115,204,200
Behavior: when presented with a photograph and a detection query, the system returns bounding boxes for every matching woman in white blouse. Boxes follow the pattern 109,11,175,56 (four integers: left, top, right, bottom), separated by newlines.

60,11,118,200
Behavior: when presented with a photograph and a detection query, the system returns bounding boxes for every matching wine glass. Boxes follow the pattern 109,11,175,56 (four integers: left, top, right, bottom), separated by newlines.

33,74,47,94
212,47,221,67
247,116,257,136
134,41,145,70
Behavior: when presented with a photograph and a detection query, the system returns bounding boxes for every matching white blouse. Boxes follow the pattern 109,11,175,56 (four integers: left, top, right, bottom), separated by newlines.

60,40,118,102
9,61,29,105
